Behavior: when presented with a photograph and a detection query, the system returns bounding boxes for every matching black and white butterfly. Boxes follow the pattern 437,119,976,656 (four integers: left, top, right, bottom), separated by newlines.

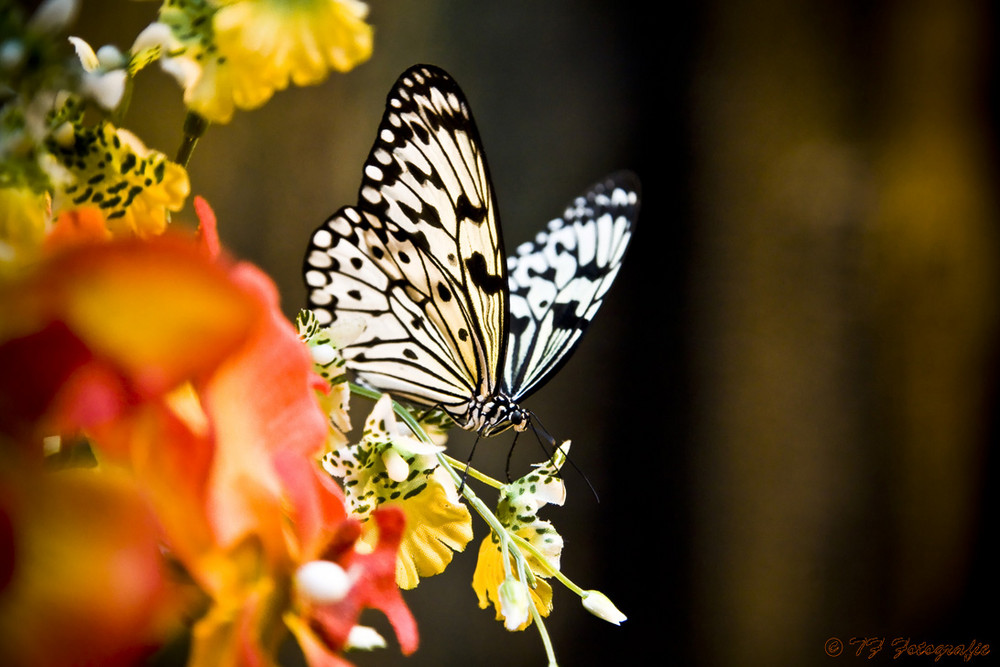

303,64,639,439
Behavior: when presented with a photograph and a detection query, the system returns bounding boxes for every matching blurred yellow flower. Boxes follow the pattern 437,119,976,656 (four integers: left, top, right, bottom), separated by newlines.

0,186,49,274
143,0,373,124
48,121,189,237
215,0,373,86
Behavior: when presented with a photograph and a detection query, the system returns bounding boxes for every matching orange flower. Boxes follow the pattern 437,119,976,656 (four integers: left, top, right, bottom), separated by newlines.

0,462,185,667
0,199,417,665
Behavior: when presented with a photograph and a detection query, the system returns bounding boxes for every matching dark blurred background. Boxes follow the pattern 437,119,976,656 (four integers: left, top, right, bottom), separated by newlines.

71,1,997,665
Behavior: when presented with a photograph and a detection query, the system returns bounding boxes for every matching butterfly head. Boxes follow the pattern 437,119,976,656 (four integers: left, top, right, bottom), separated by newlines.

467,393,531,438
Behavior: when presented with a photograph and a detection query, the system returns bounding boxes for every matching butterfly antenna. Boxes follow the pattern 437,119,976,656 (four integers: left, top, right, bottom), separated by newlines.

504,429,522,483
527,415,601,504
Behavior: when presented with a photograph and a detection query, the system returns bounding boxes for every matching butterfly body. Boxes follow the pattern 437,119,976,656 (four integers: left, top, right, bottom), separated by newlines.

304,65,639,438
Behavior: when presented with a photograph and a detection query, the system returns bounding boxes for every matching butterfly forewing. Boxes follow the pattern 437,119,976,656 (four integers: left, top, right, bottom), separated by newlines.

304,65,508,424
503,172,640,401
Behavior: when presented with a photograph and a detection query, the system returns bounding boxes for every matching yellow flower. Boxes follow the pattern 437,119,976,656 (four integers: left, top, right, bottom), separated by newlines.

323,394,473,589
215,0,373,87
472,535,553,632
471,443,570,630
0,186,49,274
141,0,373,124
47,121,189,237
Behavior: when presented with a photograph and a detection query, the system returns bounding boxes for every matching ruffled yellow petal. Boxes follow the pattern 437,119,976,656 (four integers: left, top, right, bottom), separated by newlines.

151,0,372,124
387,478,473,590
214,0,372,97
472,536,553,631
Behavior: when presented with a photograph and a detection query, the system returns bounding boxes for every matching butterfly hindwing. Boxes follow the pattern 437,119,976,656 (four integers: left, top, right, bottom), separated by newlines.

304,65,508,424
504,172,640,401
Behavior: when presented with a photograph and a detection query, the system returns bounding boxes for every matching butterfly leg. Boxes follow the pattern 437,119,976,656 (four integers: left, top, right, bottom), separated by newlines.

457,431,484,495
504,430,522,483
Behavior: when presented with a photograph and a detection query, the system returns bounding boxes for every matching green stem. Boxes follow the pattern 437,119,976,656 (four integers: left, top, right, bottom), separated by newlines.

509,531,585,597
442,453,503,489
527,596,558,666
109,75,134,127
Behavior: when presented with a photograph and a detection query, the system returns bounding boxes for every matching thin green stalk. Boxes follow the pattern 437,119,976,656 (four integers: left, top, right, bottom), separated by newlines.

176,111,208,168
509,531,584,597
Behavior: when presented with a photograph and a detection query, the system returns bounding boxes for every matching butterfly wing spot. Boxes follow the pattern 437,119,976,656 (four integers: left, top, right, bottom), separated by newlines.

305,251,332,270
464,252,505,295
312,228,334,248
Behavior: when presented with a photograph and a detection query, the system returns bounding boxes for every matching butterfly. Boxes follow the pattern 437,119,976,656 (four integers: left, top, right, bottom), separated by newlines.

303,64,639,439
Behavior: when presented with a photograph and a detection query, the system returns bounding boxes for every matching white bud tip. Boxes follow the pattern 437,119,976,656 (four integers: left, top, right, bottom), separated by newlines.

345,625,387,651
498,578,530,631
582,590,627,625
382,448,410,483
311,343,337,366
95,44,125,70
295,560,351,604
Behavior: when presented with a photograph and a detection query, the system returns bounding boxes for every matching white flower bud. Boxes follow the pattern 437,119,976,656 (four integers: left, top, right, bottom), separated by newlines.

0,40,25,70
95,44,125,70
581,590,626,625
310,343,337,366
295,560,351,604
498,577,530,631
345,625,386,651
28,0,79,34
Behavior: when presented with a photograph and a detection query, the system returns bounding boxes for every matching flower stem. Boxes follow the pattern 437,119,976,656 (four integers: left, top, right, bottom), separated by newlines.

176,111,209,168
442,453,503,489
509,531,584,597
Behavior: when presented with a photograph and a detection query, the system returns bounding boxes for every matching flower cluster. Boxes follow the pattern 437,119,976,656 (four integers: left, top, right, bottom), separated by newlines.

1,2,624,666
136,0,373,124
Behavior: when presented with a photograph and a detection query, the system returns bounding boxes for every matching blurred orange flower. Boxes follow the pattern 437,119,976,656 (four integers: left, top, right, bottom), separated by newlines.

0,199,416,665
0,463,184,667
